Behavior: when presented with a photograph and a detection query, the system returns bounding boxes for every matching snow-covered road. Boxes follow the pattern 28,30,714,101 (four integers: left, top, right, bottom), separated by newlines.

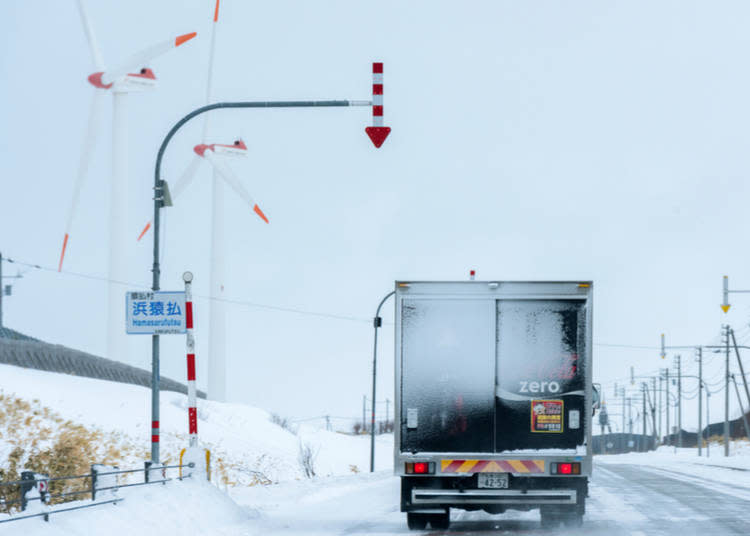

5,456,750,535
233,458,750,536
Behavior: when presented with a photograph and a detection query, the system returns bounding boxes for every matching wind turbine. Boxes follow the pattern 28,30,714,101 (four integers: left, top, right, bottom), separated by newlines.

138,0,269,401
59,0,197,367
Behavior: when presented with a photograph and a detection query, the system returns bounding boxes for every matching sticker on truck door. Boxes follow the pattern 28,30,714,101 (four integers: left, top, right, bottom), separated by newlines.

531,400,564,433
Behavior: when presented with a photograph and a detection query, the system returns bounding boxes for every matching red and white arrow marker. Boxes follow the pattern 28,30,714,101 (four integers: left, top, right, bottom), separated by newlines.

365,62,391,148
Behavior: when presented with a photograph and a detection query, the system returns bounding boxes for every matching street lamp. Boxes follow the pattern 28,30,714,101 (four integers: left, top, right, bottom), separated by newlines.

370,290,395,472
147,72,390,464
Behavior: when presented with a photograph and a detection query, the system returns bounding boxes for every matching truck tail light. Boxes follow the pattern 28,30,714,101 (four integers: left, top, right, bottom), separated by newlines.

405,462,435,474
551,462,580,475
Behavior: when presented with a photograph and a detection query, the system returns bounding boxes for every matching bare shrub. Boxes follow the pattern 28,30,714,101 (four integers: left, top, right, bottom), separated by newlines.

270,413,298,435
297,441,318,478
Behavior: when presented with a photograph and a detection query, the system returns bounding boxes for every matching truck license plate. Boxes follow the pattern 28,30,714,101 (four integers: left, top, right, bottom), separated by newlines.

478,473,509,489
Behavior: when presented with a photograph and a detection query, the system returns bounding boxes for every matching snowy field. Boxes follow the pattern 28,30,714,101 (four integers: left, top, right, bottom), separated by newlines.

0,363,393,487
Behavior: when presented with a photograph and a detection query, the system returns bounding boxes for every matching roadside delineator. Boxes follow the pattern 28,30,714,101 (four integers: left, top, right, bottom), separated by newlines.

180,271,210,480
365,62,391,148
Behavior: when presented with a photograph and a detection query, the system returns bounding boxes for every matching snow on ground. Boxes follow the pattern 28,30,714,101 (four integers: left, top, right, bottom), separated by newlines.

0,479,254,536
0,363,393,487
596,441,750,489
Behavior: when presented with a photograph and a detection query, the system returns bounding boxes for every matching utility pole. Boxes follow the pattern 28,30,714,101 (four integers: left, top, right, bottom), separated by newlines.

621,388,626,439
628,397,633,434
386,398,390,427
731,374,750,439
326,415,331,432
676,355,682,448
730,328,750,413
650,377,657,443
698,347,703,457
642,383,647,451
658,375,663,441
724,324,730,457
706,389,711,458
665,369,671,446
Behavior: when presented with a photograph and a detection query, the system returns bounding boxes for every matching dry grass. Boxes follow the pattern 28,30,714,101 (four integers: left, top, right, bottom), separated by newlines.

0,393,147,511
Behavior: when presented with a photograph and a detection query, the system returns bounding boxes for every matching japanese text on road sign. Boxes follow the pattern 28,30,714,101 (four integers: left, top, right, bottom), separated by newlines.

126,291,187,335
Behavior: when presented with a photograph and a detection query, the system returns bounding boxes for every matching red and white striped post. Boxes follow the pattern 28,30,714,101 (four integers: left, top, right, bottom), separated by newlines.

183,271,198,447
365,62,391,148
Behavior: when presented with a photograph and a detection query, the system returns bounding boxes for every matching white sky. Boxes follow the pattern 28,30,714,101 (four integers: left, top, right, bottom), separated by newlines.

3,1,750,432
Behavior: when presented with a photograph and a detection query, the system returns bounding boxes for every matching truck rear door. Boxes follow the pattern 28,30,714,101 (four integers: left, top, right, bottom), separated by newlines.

400,298,495,453
495,299,587,451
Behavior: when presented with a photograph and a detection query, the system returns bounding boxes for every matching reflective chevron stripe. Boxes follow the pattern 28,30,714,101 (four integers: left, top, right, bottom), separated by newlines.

440,459,545,474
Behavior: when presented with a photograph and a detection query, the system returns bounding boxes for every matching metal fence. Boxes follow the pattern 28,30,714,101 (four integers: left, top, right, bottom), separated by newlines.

0,336,205,398
0,462,194,524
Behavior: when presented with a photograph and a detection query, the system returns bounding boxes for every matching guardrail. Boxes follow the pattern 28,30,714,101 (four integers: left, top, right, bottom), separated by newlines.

0,462,195,524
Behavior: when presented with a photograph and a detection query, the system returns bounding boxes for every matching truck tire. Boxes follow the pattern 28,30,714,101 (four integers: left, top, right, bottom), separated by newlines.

563,513,583,527
540,510,559,529
406,513,427,530
428,511,450,530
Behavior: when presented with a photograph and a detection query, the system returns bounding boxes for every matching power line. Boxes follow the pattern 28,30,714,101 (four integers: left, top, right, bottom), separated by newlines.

594,343,659,350
3,255,372,324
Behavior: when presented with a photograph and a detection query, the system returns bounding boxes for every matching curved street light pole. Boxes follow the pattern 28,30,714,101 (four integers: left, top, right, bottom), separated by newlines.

370,290,395,472
149,99,371,464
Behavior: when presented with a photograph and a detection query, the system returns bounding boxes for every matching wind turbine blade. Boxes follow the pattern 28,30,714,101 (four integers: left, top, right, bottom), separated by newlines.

59,90,104,270
202,0,221,139
102,32,197,86
76,0,105,71
137,221,151,242
204,152,269,224
172,154,203,201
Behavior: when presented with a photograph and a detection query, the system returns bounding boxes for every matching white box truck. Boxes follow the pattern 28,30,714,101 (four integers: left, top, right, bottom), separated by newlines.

394,281,595,530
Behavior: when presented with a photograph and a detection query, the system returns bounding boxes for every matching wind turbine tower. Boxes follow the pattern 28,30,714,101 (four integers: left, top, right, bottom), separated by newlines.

59,0,197,367
138,0,268,401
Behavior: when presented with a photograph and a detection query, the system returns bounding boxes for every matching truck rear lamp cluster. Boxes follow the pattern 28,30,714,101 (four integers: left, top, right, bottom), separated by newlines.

405,462,435,474
551,462,580,475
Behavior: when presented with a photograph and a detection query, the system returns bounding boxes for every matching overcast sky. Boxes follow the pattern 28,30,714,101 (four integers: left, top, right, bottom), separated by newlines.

3,1,750,432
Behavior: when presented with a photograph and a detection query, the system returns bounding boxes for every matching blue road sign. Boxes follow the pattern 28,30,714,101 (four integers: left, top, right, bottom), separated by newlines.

126,291,187,335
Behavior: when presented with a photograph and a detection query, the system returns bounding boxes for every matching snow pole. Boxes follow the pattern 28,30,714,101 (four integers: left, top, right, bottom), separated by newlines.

183,271,198,446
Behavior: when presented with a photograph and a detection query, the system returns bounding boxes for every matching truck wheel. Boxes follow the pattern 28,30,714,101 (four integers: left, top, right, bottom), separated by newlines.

428,511,450,530
563,513,583,527
407,513,427,530
540,511,559,529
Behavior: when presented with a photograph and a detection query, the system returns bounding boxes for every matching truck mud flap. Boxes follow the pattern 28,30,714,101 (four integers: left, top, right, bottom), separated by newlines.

411,488,577,505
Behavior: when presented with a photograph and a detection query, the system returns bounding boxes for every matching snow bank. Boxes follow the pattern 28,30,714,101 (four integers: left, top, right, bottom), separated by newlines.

0,479,252,536
596,440,750,489
0,363,393,487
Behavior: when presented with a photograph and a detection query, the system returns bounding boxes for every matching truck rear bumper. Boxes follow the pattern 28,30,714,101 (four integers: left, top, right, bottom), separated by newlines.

411,488,577,506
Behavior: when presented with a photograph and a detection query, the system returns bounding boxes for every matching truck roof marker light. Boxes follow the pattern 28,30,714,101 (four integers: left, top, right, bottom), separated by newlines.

397,282,410,288
578,283,590,288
